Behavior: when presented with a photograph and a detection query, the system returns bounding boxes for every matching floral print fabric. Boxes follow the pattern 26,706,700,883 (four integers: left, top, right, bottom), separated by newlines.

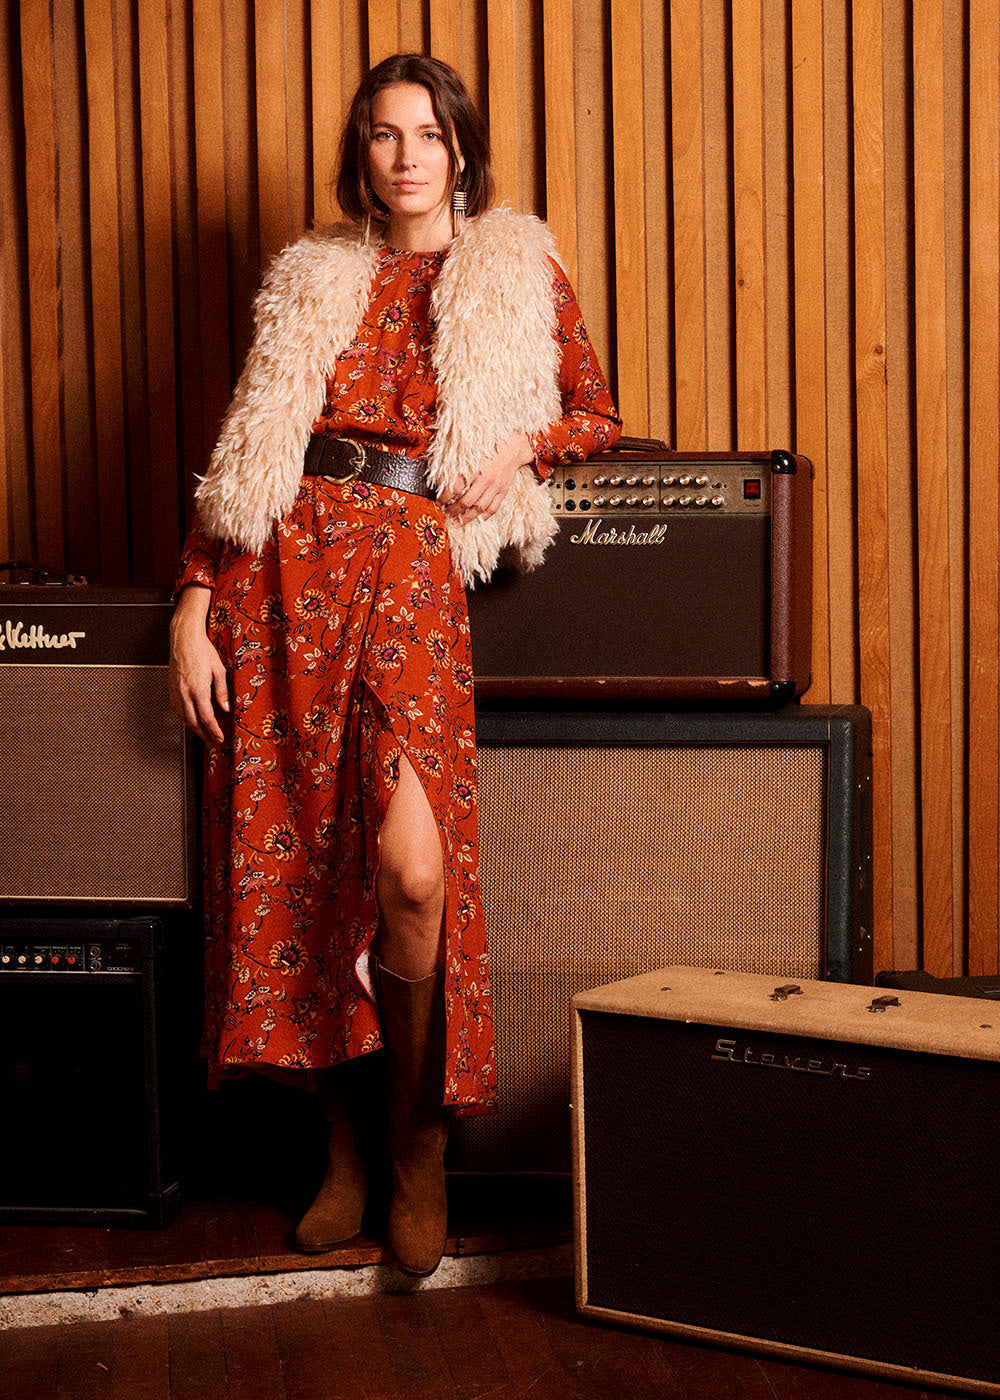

176,244,620,1113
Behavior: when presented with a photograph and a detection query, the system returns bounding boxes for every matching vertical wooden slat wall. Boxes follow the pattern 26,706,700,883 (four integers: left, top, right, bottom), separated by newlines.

2,0,999,976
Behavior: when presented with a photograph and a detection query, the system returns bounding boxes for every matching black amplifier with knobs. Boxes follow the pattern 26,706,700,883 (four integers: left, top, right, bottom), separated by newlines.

468,445,813,702
0,915,188,1224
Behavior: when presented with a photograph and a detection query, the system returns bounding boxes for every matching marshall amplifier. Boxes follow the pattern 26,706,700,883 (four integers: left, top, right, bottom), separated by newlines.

467,446,812,701
0,584,195,907
573,966,1000,1395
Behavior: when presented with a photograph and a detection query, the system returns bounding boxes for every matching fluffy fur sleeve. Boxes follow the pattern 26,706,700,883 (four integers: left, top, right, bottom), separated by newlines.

428,210,562,587
195,232,377,556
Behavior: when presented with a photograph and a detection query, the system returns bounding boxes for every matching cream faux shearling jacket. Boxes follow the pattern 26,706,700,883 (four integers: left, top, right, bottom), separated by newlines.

195,208,564,587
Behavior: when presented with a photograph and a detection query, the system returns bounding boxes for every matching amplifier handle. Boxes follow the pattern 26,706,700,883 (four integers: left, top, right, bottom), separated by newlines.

613,435,669,452
0,561,88,585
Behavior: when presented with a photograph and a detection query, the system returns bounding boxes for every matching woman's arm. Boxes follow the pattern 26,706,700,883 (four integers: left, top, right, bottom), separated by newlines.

527,260,622,472
168,520,228,745
441,260,621,524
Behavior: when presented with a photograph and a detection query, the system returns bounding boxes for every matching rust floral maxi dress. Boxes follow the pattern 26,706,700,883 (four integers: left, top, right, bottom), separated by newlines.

176,244,621,1114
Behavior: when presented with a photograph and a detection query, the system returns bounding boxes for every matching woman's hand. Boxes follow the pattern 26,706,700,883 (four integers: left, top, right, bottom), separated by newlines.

440,431,535,523
168,584,229,745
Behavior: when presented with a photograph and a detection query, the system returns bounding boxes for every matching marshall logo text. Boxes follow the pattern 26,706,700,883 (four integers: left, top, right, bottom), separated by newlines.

712,1037,872,1082
0,620,87,652
568,518,669,547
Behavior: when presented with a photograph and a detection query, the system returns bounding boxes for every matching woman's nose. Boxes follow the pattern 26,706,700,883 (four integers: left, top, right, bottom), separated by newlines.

395,136,418,169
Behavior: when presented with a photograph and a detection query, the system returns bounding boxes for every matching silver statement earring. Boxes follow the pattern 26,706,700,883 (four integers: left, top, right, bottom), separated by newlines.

362,213,373,247
451,182,467,237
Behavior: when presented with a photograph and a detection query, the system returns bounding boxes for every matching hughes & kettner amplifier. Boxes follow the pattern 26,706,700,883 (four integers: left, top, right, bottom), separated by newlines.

467,444,812,700
0,582,195,906
573,967,1000,1395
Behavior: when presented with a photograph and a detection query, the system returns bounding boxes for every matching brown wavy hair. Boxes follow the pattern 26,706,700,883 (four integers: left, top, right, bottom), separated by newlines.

335,54,494,224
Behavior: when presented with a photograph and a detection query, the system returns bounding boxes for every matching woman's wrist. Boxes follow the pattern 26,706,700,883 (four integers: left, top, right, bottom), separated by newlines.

512,431,534,469
171,583,212,632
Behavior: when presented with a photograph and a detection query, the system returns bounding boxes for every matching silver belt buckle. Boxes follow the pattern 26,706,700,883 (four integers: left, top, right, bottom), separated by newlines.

327,437,367,483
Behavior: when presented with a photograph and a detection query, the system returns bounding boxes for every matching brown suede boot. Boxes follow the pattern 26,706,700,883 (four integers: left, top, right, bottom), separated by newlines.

374,958,449,1277
293,1069,367,1253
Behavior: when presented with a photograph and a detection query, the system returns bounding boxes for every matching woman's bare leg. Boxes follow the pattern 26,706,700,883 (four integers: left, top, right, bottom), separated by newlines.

374,753,450,1276
376,754,445,977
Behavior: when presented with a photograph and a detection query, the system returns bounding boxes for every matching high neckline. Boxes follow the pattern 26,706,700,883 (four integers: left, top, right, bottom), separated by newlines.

378,244,448,260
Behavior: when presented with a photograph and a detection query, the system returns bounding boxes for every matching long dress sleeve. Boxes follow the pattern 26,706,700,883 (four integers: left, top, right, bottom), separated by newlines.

174,516,221,594
527,260,622,477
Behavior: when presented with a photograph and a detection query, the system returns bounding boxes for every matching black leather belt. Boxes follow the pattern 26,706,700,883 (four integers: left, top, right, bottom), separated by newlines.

302,435,435,500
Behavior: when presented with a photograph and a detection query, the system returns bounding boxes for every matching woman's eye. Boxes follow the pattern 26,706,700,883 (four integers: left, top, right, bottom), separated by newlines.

423,131,441,141
373,130,394,142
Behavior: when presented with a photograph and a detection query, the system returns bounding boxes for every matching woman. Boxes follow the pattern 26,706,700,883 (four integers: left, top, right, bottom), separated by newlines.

169,53,620,1277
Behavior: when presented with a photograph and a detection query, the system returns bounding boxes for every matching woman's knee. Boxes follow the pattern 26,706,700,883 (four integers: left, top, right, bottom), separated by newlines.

378,849,444,918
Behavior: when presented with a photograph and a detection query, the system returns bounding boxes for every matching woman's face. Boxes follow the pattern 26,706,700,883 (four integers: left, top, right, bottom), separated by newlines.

367,82,463,230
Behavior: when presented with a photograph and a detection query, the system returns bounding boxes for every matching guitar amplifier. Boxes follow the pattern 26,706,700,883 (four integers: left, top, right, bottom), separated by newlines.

0,584,195,906
0,915,185,1225
573,966,1000,1395
468,447,812,701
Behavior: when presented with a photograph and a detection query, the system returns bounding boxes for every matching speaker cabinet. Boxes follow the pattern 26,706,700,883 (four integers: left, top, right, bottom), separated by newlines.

0,586,194,907
448,705,872,1173
573,966,1000,1395
0,916,184,1225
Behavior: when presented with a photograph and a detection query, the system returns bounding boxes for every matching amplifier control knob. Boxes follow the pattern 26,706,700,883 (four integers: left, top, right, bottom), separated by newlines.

609,476,623,486
641,496,656,508
592,475,607,487
1,954,9,965
642,475,656,486
695,474,709,486
678,475,693,487
593,496,607,507
678,496,693,507
625,495,639,507
625,475,639,486
609,496,623,508
694,496,708,507
661,475,676,486
663,495,677,507
17,955,27,965
33,955,44,966
710,495,725,508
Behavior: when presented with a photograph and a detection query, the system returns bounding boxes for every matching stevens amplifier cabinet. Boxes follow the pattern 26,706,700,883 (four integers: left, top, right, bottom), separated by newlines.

0,585,195,907
573,966,1000,1396
467,446,812,701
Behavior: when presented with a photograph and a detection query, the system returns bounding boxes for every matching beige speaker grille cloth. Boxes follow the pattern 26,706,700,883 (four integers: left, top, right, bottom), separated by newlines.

0,667,191,903
450,742,827,1171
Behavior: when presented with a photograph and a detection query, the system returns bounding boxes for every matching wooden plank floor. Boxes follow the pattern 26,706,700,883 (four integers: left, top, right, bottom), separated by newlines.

2,1276,974,1399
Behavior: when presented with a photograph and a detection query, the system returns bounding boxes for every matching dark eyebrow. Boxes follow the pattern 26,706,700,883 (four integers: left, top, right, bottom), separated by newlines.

371,121,443,133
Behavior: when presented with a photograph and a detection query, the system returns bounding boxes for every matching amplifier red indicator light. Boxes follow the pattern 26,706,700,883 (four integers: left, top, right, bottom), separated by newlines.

743,478,761,500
